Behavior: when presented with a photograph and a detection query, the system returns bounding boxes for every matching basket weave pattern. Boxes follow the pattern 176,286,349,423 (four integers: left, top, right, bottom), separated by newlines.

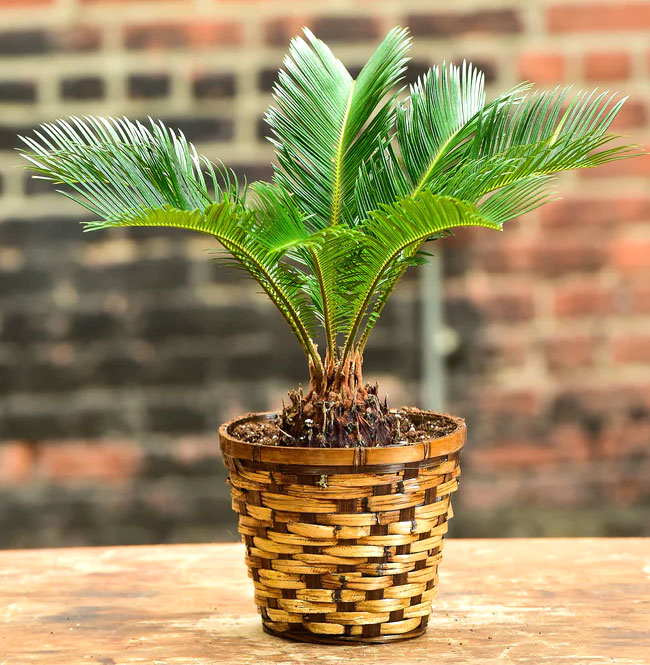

220,412,465,644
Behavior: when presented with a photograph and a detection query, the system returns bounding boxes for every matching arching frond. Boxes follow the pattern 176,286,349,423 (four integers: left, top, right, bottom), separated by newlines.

88,199,322,370
20,118,323,371
340,192,502,362
291,226,364,341
247,180,362,358
471,87,625,159
350,80,637,345
353,69,531,218
455,87,637,190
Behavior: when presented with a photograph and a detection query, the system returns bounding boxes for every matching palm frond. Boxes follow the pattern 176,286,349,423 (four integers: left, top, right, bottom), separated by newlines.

397,61,487,194
20,116,239,221
471,87,623,158
476,175,557,226
461,87,637,181
356,81,635,226
266,26,410,229
354,142,411,222
353,70,531,218
247,180,362,358
340,192,502,362
291,227,364,348
84,198,323,369
247,180,316,253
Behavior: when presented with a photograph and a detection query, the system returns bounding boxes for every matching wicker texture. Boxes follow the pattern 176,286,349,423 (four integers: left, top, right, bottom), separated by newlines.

219,411,465,644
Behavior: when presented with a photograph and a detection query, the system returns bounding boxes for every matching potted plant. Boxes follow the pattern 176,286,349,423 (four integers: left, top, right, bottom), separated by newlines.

21,27,635,644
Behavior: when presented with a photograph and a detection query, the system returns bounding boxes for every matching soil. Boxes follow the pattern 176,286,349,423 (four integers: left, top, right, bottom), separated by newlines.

230,408,459,447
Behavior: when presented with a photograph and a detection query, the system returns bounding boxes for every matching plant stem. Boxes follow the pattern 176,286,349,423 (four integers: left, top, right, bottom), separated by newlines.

222,238,324,378
337,239,419,377
309,247,336,362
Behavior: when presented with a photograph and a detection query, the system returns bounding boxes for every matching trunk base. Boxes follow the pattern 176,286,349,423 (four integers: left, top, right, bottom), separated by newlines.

277,353,395,448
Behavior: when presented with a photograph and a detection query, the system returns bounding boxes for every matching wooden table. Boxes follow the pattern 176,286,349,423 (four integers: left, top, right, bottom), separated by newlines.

0,539,648,664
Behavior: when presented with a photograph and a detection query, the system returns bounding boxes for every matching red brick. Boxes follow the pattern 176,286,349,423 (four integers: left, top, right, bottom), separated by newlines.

553,384,650,413
478,389,541,416
55,26,103,52
478,237,536,273
541,197,650,228
612,239,650,272
174,436,221,463
82,0,163,3
472,289,536,322
518,52,565,84
37,440,143,484
546,423,592,461
611,334,650,363
544,334,596,371
469,423,590,469
612,479,646,505
482,333,529,368
470,443,559,469
584,51,631,80
125,24,183,50
0,443,35,486
0,0,52,4
628,283,650,312
189,22,243,48
311,16,380,43
408,9,522,36
125,21,242,50
554,282,613,317
533,238,608,276
599,418,650,457
264,17,312,47
548,3,650,31
610,100,647,130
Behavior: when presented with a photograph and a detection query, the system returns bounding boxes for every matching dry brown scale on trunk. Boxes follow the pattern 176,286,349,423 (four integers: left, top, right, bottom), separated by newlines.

275,352,393,448
229,348,460,448
228,352,451,448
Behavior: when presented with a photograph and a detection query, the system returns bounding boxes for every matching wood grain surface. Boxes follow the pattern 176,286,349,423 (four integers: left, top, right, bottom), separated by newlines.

0,539,648,664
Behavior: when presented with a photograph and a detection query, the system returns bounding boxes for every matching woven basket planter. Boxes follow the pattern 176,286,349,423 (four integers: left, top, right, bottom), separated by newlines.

219,410,465,645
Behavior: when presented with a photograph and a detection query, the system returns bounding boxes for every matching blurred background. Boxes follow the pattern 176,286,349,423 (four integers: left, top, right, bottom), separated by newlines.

0,0,649,549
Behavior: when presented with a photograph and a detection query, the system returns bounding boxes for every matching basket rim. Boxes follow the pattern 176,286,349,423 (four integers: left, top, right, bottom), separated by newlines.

219,408,466,467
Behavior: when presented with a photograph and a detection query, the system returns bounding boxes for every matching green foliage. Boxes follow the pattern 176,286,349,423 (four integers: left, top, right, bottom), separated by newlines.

20,28,638,381
20,116,240,217
266,26,410,230
345,192,502,359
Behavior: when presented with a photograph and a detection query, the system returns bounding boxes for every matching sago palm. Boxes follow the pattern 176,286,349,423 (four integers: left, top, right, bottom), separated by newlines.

21,27,636,448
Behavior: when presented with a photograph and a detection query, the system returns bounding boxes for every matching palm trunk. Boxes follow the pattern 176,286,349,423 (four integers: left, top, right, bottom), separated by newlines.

277,352,394,448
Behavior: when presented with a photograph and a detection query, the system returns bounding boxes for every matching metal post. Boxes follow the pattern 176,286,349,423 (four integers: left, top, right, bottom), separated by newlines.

420,255,447,411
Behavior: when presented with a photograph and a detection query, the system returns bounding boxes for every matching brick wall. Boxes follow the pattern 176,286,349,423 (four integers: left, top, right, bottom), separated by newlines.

0,0,649,547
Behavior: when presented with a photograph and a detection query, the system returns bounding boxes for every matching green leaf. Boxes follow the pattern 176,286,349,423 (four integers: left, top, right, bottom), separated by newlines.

342,192,502,358
353,68,530,218
266,26,411,229
397,61,488,194
19,117,238,220
465,87,636,178
477,175,557,227
86,198,323,367
247,180,315,254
